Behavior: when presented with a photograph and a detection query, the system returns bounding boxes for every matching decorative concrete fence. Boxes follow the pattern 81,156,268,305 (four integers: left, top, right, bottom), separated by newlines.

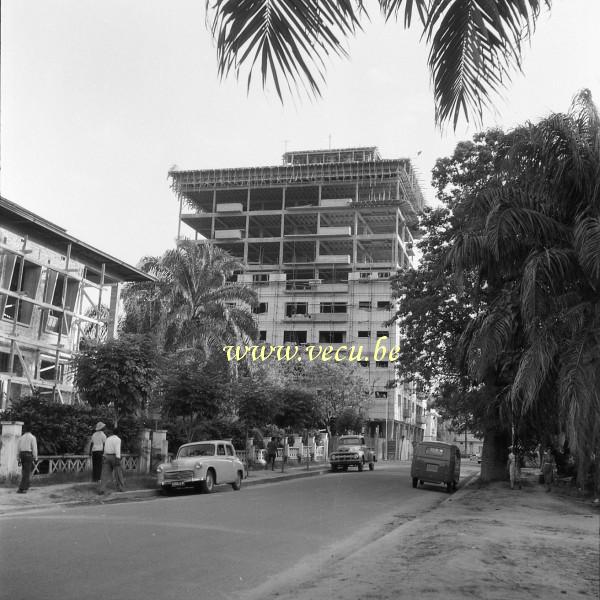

31,454,139,478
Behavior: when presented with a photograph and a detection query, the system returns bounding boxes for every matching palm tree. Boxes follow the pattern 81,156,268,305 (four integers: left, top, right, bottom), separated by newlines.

122,241,258,360
446,89,600,484
207,0,550,128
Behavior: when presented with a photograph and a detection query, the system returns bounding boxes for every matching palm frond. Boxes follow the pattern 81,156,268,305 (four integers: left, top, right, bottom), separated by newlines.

208,0,361,99
424,0,547,129
574,215,600,289
510,327,557,412
520,248,578,325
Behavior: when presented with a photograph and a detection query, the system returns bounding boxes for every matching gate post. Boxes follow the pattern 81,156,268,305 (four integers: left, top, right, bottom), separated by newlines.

0,421,24,482
151,430,168,469
138,428,152,473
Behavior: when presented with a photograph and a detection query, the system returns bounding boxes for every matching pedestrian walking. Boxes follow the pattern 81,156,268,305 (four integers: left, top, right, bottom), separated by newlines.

507,446,521,490
281,436,290,473
541,446,556,492
89,422,107,483
266,437,277,471
17,423,38,494
98,427,125,494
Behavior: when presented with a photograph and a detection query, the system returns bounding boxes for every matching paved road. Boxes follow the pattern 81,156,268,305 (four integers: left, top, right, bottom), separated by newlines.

0,463,471,600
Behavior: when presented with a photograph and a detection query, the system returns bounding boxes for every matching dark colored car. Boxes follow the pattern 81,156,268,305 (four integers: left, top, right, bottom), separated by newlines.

411,441,461,492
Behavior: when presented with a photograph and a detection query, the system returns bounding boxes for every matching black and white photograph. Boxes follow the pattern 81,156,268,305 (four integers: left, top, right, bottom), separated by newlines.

0,1,599,598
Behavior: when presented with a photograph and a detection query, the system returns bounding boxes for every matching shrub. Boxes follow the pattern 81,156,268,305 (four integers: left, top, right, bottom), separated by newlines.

1,397,144,454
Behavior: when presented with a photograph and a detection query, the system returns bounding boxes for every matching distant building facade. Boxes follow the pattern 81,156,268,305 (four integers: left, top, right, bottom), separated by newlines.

0,196,152,407
170,147,427,459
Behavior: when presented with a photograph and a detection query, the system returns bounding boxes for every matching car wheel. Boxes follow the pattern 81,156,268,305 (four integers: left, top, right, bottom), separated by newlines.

446,482,453,493
412,477,418,488
201,469,215,493
231,471,242,491
419,480,424,486
160,486,173,496
342,465,348,472
369,463,374,471
358,462,364,472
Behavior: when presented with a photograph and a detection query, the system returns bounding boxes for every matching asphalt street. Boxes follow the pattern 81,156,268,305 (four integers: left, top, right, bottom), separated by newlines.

0,463,465,600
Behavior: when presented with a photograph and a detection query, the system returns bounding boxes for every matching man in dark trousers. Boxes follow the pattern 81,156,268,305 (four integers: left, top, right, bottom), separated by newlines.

266,437,278,471
17,422,38,493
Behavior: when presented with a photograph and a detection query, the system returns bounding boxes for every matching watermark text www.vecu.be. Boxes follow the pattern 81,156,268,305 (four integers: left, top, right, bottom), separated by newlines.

223,336,400,363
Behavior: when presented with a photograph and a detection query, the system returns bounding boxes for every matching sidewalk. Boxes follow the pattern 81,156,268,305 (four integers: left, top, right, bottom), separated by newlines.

0,462,331,514
243,468,600,600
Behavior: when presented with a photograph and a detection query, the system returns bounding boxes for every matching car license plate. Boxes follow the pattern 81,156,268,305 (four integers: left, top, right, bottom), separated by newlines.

170,481,185,487
426,464,438,472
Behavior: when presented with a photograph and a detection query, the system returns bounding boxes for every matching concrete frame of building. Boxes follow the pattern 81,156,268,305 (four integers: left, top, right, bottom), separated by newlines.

0,196,153,407
170,147,427,460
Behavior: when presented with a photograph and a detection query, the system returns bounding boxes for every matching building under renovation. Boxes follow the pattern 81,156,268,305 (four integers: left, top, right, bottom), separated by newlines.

170,147,426,458
0,196,152,407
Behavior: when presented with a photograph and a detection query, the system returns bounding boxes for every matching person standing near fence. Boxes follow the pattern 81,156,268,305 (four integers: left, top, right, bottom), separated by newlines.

281,436,289,473
17,423,38,494
98,427,125,494
89,422,107,483
266,437,277,471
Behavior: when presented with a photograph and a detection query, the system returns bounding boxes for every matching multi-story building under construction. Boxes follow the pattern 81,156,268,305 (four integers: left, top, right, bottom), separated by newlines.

170,147,426,459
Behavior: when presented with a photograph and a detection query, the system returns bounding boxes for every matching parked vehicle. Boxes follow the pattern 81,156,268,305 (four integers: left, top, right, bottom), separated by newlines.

156,440,244,494
329,435,376,472
411,441,461,492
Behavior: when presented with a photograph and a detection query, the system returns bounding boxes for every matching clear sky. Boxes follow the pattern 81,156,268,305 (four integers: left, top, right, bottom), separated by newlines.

1,1,599,266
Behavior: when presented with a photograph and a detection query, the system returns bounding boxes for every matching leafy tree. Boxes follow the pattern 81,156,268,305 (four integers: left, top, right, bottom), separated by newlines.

160,355,229,443
234,362,287,432
446,90,600,486
275,388,321,431
122,241,257,359
207,0,551,127
293,361,371,436
72,335,158,426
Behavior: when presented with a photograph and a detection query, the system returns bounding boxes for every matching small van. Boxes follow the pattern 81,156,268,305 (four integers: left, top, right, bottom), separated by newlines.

410,441,461,492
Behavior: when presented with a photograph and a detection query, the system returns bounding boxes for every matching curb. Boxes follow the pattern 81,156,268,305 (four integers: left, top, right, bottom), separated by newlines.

0,467,332,515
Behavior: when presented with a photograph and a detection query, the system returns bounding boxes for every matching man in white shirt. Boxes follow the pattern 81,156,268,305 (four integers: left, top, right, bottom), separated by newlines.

89,422,107,483
98,427,125,494
17,423,38,493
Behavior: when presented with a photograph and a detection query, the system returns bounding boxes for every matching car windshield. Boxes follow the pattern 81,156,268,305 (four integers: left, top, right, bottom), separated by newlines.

178,443,215,458
340,438,361,445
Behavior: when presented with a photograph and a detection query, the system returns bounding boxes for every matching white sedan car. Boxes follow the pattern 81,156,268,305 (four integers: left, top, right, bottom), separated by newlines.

157,440,244,493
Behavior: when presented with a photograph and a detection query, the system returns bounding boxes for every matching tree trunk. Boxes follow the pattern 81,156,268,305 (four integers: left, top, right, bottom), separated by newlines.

480,428,510,482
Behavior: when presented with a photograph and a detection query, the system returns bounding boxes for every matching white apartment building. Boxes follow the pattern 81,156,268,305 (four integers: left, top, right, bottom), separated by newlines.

170,147,427,458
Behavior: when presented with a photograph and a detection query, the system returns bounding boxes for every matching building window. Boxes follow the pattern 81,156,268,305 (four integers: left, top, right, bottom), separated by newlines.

377,301,391,310
357,330,370,338
252,274,269,284
376,330,388,338
286,302,308,317
319,331,346,344
320,302,347,313
253,302,268,314
258,330,267,341
43,269,79,334
283,330,307,344
0,254,42,326
375,391,388,398
358,301,371,310
376,361,389,368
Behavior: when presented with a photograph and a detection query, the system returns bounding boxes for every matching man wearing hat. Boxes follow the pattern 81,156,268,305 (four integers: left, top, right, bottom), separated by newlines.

89,422,107,483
